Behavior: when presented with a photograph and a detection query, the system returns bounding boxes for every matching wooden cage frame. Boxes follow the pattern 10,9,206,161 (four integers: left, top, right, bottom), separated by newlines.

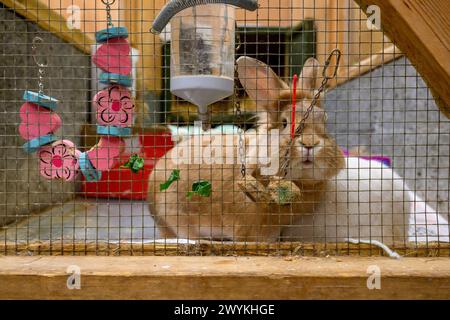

0,0,449,299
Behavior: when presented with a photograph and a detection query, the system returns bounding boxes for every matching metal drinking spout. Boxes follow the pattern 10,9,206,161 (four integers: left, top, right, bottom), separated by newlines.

197,105,210,131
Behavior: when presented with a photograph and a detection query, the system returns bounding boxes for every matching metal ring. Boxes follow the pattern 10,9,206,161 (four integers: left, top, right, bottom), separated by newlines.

101,0,116,5
31,37,48,68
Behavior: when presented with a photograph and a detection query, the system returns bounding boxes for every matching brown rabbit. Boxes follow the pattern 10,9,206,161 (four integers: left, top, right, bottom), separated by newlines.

148,56,343,241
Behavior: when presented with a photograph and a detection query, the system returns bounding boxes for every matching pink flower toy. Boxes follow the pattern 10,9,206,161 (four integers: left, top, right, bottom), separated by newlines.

38,140,81,182
94,85,134,136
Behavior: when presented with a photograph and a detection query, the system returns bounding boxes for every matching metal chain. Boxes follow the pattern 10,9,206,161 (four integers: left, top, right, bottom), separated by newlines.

31,37,47,95
37,67,45,95
236,93,246,177
102,0,115,27
235,22,242,51
234,64,246,177
281,49,342,175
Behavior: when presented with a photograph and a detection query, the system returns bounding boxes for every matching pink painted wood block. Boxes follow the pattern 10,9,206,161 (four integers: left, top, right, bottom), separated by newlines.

86,136,124,171
93,85,134,128
93,37,132,75
38,140,81,181
19,102,62,140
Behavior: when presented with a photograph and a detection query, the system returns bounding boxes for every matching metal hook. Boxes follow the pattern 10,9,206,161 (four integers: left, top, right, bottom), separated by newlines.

32,37,48,68
322,48,341,80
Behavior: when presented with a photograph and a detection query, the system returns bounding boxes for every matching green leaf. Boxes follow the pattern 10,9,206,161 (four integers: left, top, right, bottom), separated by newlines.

160,169,181,191
186,180,212,199
277,185,295,205
121,154,145,174
131,157,144,173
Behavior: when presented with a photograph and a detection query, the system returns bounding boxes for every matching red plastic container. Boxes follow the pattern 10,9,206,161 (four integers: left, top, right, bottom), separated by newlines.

81,131,174,200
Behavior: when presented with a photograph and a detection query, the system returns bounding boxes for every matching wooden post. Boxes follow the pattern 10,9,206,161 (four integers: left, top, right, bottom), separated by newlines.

355,0,450,118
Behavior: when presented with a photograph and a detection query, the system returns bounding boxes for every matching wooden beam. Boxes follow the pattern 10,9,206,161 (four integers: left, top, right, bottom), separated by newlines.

0,0,94,54
329,44,403,90
355,0,450,118
0,256,449,299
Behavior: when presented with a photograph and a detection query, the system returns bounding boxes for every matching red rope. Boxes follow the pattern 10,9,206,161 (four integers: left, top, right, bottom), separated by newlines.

291,74,298,139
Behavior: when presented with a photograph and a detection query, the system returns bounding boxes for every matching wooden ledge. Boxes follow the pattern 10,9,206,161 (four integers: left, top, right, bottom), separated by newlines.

1,240,450,257
0,256,449,299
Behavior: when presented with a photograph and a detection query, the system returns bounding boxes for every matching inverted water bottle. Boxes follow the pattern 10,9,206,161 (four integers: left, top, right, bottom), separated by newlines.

151,0,259,130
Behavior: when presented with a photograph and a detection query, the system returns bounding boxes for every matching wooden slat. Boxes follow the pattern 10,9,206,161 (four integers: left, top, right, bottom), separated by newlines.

0,256,449,299
355,0,450,118
1,0,94,54
1,241,449,257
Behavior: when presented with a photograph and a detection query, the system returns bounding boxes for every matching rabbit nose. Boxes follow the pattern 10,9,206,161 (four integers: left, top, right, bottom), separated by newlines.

299,141,315,149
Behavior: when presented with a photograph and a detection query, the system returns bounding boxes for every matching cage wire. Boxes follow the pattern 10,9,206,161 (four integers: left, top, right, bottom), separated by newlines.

0,0,449,257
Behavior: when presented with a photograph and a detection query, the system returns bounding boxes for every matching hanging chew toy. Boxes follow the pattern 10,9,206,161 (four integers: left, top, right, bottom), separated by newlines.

19,1,136,182
19,36,81,181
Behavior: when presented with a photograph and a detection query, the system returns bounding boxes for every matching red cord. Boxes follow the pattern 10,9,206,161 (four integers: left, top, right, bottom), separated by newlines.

291,74,298,139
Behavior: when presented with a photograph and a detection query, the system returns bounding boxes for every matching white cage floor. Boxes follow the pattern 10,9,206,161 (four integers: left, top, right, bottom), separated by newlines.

0,198,160,243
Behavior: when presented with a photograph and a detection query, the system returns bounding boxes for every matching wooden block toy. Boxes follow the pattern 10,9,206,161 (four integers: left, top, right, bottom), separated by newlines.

97,125,132,137
93,85,134,128
86,136,124,171
23,90,58,110
93,37,132,75
19,102,62,140
37,139,80,181
22,134,57,153
95,26,128,43
79,152,102,182
99,72,132,87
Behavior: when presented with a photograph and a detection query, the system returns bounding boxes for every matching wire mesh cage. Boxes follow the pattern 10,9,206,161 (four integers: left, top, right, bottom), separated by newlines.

0,0,449,257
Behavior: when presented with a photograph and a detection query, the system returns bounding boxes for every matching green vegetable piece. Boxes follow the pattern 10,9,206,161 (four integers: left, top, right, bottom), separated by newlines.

160,169,180,191
122,154,145,174
277,185,295,205
187,180,212,199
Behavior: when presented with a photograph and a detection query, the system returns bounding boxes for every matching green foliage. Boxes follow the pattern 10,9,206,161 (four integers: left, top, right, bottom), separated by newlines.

159,169,181,191
187,180,212,199
277,186,295,205
121,154,145,174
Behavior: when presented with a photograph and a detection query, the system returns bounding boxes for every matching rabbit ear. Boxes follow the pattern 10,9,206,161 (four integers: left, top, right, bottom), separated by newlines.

237,56,289,107
298,57,320,92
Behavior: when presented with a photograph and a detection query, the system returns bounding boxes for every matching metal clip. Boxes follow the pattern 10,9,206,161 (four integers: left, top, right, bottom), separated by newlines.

322,48,341,80
31,37,48,68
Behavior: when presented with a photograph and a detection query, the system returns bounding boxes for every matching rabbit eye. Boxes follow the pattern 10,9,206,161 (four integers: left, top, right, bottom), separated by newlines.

281,118,288,129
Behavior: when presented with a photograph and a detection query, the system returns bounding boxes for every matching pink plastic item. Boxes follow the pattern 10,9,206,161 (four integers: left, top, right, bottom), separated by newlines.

38,140,80,181
86,136,124,171
93,85,134,128
19,102,62,140
92,37,132,75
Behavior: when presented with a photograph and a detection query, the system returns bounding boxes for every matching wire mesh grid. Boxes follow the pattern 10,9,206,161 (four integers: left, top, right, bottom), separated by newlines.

0,0,449,256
